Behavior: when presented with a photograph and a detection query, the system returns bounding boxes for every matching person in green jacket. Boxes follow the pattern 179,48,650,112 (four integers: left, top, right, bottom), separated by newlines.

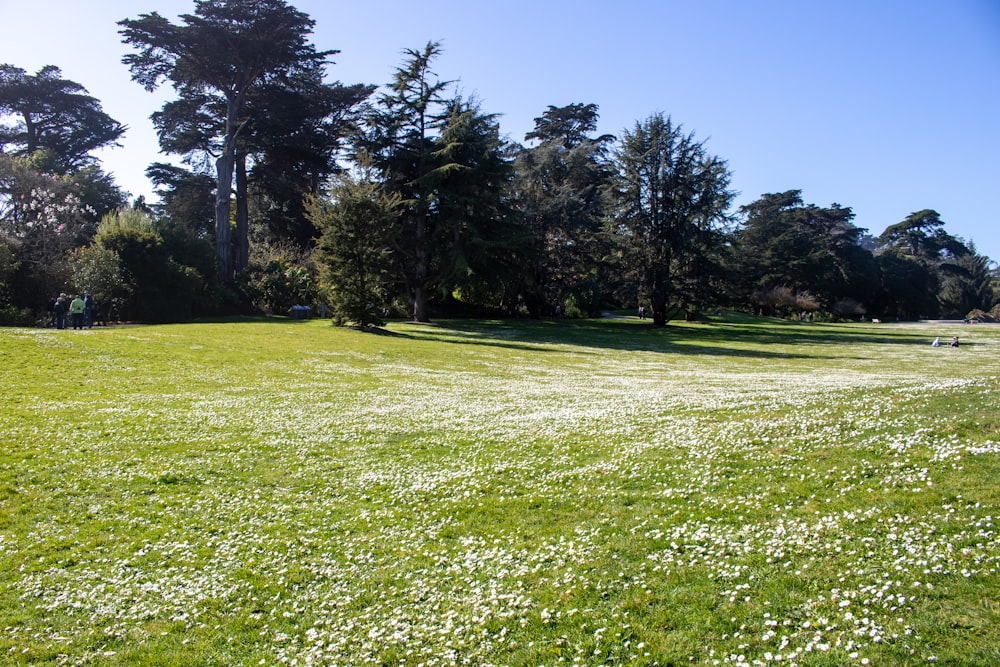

69,294,86,330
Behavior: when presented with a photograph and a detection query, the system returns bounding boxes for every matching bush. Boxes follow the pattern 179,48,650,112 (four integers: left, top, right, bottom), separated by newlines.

246,258,318,316
831,298,867,319
966,308,996,323
0,304,33,327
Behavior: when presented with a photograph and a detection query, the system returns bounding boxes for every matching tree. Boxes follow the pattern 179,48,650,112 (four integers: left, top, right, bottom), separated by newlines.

357,41,452,321
359,44,526,319
91,208,206,322
430,98,526,313
310,174,400,327
0,152,125,311
70,244,131,324
610,113,734,325
876,209,969,318
119,0,336,284
146,162,216,237
0,231,22,323
876,251,938,319
938,244,995,317
513,103,614,316
243,67,374,249
0,65,126,174
735,190,878,314
879,209,966,259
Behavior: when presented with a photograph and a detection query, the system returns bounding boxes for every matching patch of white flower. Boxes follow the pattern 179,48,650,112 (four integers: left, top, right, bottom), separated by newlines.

3,322,998,665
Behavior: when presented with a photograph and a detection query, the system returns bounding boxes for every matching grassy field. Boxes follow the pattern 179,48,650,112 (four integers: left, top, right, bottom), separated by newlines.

1,315,998,667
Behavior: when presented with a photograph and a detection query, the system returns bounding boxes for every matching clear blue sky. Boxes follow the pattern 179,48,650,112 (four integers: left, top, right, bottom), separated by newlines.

3,0,999,260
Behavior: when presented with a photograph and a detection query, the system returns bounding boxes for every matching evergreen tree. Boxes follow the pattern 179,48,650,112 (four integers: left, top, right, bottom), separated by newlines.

513,103,613,316
310,174,399,327
938,243,995,317
120,0,336,284
146,162,216,239
735,191,878,314
431,98,525,313
876,209,969,318
0,64,126,173
244,66,374,250
610,113,734,325
356,41,450,321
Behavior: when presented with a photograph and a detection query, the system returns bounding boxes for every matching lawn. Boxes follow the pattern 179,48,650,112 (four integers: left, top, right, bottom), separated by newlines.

1,315,998,666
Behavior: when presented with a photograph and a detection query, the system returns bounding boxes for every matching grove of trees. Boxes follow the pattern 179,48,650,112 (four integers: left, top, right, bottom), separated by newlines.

2,0,997,327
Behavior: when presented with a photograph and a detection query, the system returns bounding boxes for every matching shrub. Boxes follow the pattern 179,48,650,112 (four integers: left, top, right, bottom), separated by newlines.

247,258,318,315
831,298,867,319
0,304,33,326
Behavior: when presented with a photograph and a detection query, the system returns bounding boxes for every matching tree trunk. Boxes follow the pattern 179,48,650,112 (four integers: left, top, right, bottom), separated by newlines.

412,214,429,321
649,269,669,326
215,152,234,284
234,151,249,276
652,305,668,327
215,98,242,285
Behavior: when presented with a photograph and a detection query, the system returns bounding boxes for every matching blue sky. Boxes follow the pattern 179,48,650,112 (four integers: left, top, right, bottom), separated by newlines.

3,0,999,260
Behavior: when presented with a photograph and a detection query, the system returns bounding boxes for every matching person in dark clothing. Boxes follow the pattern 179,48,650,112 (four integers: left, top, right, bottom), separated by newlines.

53,294,68,330
84,292,94,328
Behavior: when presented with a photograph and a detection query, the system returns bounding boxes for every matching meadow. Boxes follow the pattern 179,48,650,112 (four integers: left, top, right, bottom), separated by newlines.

1,315,998,667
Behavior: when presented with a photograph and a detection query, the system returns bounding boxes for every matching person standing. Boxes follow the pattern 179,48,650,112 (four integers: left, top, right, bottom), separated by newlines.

53,294,68,330
84,292,94,328
69,294,86,330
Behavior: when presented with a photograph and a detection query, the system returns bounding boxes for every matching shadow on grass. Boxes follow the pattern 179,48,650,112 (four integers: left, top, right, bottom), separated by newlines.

387,315,938,360
199,313,970,360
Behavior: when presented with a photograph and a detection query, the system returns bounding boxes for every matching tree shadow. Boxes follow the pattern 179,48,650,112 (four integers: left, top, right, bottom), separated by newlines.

387,316,922,360
216,313,976,360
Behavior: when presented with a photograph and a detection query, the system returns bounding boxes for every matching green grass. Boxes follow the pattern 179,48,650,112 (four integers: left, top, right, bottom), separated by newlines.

1,315,998,666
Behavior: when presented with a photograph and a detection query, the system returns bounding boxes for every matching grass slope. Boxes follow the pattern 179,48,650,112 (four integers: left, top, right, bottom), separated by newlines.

1,316,998,666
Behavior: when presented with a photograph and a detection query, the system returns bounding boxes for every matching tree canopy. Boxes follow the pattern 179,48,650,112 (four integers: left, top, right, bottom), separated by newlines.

0,65,126,173
119,0,345,284
0,4,996,326
611,113,735,324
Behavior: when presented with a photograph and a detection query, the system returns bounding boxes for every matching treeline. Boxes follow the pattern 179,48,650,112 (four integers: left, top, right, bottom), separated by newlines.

2,0,997,327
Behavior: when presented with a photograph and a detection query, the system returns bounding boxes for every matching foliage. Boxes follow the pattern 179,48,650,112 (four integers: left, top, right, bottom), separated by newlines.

830,297,867,318
245,255,318,316
357,41,452,321
610,113,734,325
513,103,614,317
876,249,940,319
0,64,126,173
70,244,131,323
119,0,338,284
939,246,994,317
879,209,967,259
244,67,374,249
91,209,205,322
0,152,125,312
750,285,820,317
145,162,216,238
0,233,30,324
735,190,877,312
1,318,999,666
430,98,527,314
310,174,399,326
874,209,976,319
0,13,993,325
0,232,16,296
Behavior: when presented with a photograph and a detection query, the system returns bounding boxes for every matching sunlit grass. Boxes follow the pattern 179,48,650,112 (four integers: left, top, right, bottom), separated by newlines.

1,315,998,666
